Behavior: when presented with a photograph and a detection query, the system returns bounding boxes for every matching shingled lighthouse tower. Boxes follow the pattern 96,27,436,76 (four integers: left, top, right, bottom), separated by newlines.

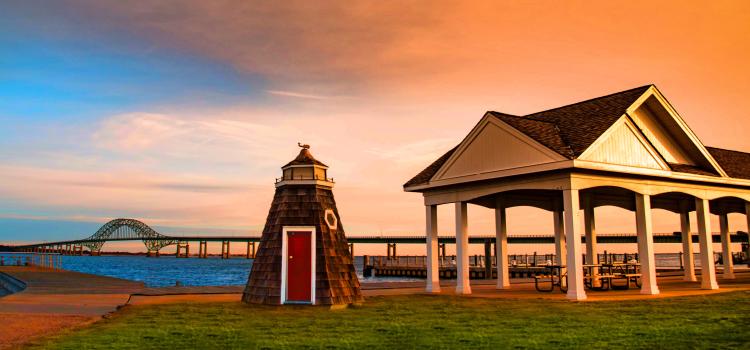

242,144,363,305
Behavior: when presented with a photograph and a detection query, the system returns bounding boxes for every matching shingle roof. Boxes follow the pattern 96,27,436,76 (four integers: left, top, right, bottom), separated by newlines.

490,113,574,158
514,85,652,157
667,163,718,177
283,148,327,167
706,147,750,180
405,85,750,188
404,86,653,188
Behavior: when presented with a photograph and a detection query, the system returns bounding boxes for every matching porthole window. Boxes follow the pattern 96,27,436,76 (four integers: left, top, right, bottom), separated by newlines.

324,209,338,230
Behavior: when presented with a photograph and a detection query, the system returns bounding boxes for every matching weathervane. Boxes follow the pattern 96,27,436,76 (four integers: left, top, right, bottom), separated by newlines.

298,142,310,149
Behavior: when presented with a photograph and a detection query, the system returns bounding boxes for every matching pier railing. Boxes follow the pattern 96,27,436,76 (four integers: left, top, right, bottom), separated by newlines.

0,252,63,270
365,252,737,270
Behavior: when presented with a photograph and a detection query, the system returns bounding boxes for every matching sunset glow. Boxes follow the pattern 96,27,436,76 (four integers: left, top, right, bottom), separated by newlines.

2,1,750,254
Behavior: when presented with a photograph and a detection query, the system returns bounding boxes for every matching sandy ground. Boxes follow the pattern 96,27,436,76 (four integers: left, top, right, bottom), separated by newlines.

0,266,143,349
0,313,97,349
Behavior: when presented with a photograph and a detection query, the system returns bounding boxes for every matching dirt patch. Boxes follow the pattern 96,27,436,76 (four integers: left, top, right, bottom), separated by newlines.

0,313,98,349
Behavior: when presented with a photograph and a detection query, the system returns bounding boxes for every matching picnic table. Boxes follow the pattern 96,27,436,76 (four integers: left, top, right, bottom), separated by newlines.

534,263,641,293
533,265,567,293
583,263,642,291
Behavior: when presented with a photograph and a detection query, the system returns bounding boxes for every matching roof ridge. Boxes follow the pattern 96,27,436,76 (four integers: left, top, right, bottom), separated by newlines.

523,84,653,118
489,112,558,125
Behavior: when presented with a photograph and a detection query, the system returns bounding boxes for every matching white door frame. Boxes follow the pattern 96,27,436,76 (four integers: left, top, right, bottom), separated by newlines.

280,226,317,304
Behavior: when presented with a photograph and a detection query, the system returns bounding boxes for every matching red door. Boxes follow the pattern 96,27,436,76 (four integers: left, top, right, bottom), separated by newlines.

287,231,312,302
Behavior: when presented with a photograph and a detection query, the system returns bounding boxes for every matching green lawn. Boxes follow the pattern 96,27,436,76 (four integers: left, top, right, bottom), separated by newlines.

31,291,750,349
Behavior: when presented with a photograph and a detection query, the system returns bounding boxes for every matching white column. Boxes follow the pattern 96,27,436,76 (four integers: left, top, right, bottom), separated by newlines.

583,195,597,265
679,203,696,282
495,197,510,289
719,213,735,279
563,189,586,300
583,195,598,287
635,193,659,295
425,204,441,293
695,198,718,289
553,205,566,266
455,202,471,295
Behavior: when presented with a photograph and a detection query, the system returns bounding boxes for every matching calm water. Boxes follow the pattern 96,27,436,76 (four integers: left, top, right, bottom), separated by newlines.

59,255,413,287
47,253,697,288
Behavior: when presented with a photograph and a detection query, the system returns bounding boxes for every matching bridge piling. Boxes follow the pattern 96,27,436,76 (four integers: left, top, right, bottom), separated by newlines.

199,241,207,258
246,241,255,259
221,241,230,259
176,241,189,258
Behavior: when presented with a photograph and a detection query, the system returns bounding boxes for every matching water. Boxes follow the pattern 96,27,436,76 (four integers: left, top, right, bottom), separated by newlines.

42,252,717,288
59,255,417,288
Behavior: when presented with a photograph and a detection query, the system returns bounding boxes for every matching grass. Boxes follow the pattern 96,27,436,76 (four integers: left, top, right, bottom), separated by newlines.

30,291,750,349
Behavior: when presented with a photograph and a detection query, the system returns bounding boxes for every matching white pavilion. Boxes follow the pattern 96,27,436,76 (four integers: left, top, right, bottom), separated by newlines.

404,85,750,300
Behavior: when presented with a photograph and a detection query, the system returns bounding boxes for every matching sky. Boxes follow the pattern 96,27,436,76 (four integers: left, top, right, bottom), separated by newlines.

1,1,750,254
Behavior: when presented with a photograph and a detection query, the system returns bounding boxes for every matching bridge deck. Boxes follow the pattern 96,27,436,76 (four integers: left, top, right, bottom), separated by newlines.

12,232,749,249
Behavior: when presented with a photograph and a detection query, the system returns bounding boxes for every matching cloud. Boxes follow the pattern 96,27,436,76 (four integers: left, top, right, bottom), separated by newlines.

368,138,456,165
267,90,339,100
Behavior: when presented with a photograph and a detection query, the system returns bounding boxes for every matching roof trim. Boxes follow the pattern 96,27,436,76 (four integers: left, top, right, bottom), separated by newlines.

430,113,567,181
625,85,728,177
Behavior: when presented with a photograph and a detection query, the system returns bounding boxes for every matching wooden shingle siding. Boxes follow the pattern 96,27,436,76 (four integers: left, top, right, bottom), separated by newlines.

242,185,363,305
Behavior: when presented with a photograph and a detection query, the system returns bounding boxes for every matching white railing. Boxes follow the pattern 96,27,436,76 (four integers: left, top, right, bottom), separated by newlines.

0,252,63,269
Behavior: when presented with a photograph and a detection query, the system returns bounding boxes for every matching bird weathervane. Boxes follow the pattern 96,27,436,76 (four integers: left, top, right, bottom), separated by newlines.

298,142,310,149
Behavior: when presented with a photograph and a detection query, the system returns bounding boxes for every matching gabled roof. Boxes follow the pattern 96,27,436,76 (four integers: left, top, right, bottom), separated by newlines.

404,85,735,189
405,86,651,188
706,147,750,180
496,85,652,158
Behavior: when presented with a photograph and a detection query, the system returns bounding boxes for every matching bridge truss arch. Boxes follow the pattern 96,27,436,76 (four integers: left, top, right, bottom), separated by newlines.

82,218,176,253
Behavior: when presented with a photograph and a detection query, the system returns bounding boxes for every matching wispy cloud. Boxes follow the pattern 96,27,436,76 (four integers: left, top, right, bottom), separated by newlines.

266,90,339,100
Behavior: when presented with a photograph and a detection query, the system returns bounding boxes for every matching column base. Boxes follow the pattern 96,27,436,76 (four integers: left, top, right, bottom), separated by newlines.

683,275,697,282
425,282,441,293
496,281,510,290
723,272,735,279
455,285,472,295
640,286,660,295
566,290,587,300
701,279,719,290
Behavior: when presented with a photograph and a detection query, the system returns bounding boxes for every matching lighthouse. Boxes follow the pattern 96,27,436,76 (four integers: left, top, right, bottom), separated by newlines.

242,144,363,305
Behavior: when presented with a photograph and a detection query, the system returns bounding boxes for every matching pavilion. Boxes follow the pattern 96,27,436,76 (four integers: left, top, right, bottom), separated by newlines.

404,85,750,300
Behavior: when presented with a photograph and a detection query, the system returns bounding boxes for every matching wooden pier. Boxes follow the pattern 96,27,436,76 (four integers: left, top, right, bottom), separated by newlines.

361,250,711,280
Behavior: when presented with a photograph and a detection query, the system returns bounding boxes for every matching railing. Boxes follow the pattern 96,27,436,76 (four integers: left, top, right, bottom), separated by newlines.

364,252,743,269
0,252,63,270
274,175,335,183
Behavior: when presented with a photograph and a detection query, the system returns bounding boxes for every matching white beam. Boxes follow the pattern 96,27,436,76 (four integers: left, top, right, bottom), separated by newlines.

563,189,586,300
635,193,659,295
425,205,441,293
495,197,510,289
679,202,696,282
719,213,735,279
455,202,471,294
695,198,719,289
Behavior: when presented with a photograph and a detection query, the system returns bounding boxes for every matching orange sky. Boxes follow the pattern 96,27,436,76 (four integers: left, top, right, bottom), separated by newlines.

2,1,750,254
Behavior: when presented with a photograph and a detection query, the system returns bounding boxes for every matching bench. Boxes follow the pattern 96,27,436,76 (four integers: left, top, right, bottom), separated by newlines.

534,274,567,293
610,273,642,290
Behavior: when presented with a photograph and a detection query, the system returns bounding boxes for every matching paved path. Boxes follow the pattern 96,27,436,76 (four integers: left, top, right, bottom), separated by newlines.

0,266,143,349
127,271,750,304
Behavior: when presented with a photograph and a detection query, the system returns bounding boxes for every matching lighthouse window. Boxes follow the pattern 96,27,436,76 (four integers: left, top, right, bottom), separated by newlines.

324,209,338,230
